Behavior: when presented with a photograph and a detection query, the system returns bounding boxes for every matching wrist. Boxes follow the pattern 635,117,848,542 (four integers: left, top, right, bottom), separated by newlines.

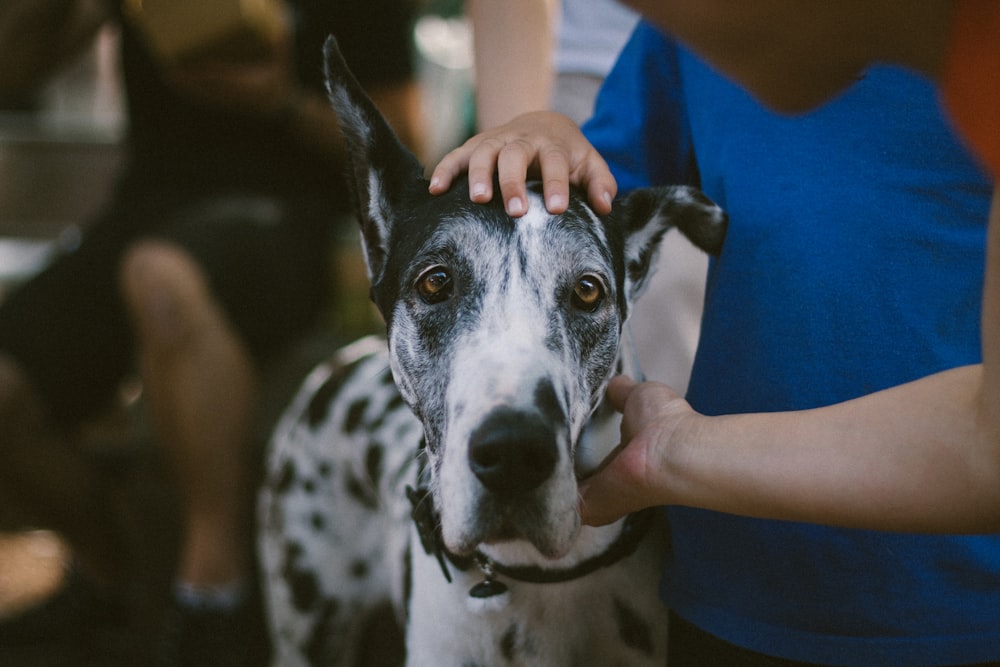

657,403,710,506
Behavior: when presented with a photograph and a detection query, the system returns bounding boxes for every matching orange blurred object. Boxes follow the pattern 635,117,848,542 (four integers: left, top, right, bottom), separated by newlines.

122,0,286,63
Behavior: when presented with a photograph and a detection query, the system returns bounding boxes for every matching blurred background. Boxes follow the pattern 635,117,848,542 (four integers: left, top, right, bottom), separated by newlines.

0,2,473,664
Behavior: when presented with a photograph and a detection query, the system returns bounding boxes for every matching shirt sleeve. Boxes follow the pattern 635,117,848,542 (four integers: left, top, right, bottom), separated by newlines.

582,21,698,193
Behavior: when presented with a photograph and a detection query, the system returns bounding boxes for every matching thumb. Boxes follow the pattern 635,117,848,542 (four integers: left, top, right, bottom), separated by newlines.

578,453,637,526
606,374,638,413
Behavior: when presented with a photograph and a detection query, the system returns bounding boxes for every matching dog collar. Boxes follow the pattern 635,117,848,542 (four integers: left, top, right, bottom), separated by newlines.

405,485,658,600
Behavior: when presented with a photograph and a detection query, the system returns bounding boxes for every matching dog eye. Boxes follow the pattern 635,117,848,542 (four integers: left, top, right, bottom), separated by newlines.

571,274,605,312
416,266,453,304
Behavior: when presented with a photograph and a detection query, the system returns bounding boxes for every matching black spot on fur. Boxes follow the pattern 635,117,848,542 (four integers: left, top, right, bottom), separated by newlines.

626,258,649,289
341,444,383,510
345,468,378,510
365,443,384,487
534,379,564,427
310,512,325,531
302,478,316,494
368,411,387,431
281,542,319,613
317,461,333,478
305,379,337,427
289,566,319,612
386,391,406,413
304,355,373,428
500,623,520,662
345,396,370,433
274,459,296,494
614,597,655,656
350,559,369,579
403,544,413,621
304,368,348,428
304,598,340,665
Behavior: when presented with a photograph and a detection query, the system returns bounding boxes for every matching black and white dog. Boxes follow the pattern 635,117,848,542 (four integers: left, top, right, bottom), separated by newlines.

258,38,726,666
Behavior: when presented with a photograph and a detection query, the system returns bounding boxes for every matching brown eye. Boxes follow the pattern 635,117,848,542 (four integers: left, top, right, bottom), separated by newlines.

416,266,452,304
571,274,604,312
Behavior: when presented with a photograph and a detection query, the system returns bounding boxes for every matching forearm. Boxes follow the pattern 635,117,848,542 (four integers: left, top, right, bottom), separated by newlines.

469,0,556,129
673,364,1000,532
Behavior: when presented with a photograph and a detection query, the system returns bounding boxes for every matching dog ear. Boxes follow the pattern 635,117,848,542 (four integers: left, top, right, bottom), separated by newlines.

323,36,426,286
609,185,727,304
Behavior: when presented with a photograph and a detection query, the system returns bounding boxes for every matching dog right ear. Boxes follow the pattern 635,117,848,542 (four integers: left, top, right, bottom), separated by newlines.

322,36,426,287
609,185,727,306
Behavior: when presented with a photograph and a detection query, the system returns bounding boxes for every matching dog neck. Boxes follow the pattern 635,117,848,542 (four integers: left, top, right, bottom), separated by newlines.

407,483,656,602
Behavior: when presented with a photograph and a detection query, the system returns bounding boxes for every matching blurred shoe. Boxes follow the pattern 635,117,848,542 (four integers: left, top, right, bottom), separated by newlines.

155,583,264,667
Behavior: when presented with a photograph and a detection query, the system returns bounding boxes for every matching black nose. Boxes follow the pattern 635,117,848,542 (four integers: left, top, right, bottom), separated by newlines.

468,409,558,495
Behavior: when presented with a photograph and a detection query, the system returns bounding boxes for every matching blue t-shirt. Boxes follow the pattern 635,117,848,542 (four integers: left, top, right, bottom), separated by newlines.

585,22,999,666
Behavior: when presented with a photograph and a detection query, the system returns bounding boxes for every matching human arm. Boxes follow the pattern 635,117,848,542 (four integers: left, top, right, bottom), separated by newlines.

431,0,616,216
579,191,1000,534
429,18,693,218
575,0,1000,534
468,0,556,131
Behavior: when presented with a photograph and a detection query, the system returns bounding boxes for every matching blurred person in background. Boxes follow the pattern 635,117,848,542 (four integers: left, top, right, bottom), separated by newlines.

0,0,422,664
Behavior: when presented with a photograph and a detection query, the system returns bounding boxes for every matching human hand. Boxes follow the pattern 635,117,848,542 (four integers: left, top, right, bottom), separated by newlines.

578,375,696,526
428,110,617,218
164,25,296,119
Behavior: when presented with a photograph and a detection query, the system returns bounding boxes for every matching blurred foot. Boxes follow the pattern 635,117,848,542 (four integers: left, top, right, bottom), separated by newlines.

156,581,261,667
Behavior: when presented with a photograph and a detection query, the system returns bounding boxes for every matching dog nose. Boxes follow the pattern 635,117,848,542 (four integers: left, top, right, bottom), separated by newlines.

468,409,558,495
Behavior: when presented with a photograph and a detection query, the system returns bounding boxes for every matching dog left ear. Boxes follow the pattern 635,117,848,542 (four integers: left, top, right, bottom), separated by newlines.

609,185,727,304
322,36,426,287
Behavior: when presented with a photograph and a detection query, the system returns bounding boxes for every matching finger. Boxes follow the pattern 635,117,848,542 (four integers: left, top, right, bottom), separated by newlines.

496,140,533,217
466,137,508,204
578,427,660,526
606,375,638,413
429,143,476,195
537,146,571,214
578,466,637,526
581,155,617,216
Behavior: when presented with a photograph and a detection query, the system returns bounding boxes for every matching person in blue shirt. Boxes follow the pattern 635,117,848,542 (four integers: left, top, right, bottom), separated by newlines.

430,1,1000,664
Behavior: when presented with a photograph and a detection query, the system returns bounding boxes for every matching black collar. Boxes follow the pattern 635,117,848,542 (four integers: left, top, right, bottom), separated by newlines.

406,485,658,599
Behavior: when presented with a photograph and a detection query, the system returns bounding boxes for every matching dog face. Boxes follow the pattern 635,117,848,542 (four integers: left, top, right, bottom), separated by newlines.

323,38,725,560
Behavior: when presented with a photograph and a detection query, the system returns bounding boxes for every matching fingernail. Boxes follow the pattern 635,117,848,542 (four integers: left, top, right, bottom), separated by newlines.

471,183,488,200
429,177,440,191
547,193,565,212
507,197,524,216
603,191,613,207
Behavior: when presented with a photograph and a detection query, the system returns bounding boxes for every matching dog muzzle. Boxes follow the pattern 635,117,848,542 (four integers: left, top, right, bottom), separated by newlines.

406,484,657,609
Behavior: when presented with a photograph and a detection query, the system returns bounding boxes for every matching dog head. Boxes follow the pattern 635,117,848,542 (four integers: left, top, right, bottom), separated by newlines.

324,38,725,560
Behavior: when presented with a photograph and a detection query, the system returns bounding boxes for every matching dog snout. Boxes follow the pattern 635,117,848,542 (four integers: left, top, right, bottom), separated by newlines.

468,409,558,496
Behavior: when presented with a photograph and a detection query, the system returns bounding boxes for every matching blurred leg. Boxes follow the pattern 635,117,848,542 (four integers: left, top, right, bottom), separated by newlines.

119,240,257,591
0,354,114,584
